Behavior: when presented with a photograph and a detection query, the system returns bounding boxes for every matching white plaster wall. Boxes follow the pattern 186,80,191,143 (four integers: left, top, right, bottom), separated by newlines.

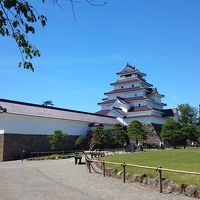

129,100,148,107
127,110,153,117
124,116,166,125
120,74,137,79
107,91,145,100
0,114,116,135
0,113,91,135
114,82,141,90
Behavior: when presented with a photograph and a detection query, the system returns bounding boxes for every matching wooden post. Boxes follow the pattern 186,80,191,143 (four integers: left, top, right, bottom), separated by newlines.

103,162,106,177
158,166,163,193
86,159,89,169
88,161,91,173
123,162,126,183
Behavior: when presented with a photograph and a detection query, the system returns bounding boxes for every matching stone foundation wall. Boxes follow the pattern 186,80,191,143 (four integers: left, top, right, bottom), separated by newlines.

0,134,4,161
2,133,79,161
143,123,162,147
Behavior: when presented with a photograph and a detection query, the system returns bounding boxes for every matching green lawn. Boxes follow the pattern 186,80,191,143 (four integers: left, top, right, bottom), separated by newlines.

102,148,200,187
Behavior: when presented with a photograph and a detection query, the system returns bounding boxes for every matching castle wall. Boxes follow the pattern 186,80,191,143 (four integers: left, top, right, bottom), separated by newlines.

114,82,141,90
124,116,166,125
0,113,90,136
0,133,4,161
0,113,115,161
1,133,78,161
108,91,145,100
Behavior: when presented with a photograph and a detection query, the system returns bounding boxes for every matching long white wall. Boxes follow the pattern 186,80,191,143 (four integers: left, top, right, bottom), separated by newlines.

0,113,114,135
0,113,90,136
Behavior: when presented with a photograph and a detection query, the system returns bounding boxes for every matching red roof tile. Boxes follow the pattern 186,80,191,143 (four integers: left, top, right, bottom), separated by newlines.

116,65,146,76
113,107,127,116
104,87,145,95
98,96,148,105
128,106,153,112
111,79,152,86
95,110,111,116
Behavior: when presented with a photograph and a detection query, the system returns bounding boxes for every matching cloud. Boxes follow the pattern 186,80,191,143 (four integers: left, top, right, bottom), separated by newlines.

172,96,179,101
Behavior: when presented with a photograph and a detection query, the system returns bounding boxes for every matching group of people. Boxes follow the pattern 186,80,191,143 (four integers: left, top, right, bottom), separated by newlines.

159,142,165,150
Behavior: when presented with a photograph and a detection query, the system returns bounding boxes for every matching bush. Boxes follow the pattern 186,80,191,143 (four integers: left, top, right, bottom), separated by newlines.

48,130,68,151
75,136,89,150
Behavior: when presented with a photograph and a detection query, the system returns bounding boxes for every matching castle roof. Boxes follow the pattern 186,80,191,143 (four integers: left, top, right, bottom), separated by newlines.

128,106,153,112
116,64,146,77
112,107,127,116
98,96,148,105
146,88,165,97
162,108,178,117
110,78,152,87
95,109,111,116
104,87,145,95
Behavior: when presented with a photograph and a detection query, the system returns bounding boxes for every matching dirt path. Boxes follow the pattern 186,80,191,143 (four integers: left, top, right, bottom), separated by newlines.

0,159,192,200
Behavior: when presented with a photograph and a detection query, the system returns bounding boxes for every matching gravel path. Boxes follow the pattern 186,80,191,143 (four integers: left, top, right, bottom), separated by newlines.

0,159,193,200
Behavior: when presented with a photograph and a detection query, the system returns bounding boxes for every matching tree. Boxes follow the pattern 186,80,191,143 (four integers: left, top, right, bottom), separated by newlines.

112,124,128,147
161,119,183,149
0,0,47,71
197,126,200,143
75,135,89,150
48,130,68,151
89,125,104,150
42,100,54,107
178,104,198,125
102,129,115,149
127,120,146,145
0,0,106,71
181,125,199,144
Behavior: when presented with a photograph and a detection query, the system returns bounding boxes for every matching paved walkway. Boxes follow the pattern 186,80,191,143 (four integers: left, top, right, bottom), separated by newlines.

0,159,192,200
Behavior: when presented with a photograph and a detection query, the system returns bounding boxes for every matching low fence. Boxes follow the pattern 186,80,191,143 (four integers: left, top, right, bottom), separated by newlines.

29,148,126,159
85,157,200,193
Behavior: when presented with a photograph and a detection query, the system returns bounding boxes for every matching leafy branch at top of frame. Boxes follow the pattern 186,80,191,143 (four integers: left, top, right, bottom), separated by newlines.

0,0,106,72
0,0,47,72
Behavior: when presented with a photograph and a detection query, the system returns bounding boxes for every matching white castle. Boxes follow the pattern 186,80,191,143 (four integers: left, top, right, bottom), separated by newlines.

0,64,177,161
96,64,177,125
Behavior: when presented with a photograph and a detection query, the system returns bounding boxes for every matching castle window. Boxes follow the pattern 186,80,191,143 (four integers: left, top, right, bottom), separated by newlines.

121,86,123,89
139,104,141,107
135,93,137,97
125,74,131,78
132,84,134,88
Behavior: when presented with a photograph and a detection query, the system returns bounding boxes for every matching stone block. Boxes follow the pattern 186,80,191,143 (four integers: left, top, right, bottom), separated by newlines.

167,181,175,193
148,178,158,188
116,171,123,179
142,177,149,185
185,185,198,197
110,169,117,178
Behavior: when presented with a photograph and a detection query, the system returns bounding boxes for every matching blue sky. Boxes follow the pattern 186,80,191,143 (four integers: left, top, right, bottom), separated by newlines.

0,0,200,112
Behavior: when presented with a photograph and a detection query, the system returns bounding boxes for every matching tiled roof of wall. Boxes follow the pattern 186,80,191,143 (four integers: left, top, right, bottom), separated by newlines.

0,99,118,125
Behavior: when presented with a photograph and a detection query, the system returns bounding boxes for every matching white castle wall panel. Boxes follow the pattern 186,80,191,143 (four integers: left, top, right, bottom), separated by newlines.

0,113,89,136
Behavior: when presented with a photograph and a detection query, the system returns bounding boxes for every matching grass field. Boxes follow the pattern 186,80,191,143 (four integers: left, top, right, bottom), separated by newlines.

102,148,200,187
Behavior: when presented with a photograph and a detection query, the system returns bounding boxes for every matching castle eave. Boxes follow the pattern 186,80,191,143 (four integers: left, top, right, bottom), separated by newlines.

104,87,145,95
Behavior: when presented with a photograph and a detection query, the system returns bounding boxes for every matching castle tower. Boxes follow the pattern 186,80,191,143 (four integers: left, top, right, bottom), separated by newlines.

96,64,177,125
